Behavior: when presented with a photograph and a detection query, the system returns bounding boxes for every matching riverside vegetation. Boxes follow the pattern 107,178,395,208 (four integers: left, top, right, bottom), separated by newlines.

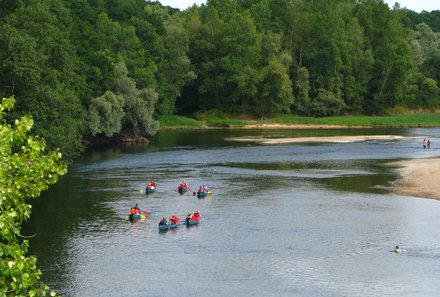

0,0,439,159
160,113,440,128
0,97,66,296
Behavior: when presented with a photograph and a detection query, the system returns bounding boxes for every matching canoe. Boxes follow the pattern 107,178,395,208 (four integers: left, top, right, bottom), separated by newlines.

127,213,145,222
186,218,200,226
158,223,179,232
178,187,188,195
197,191,208,199
145,187,156,195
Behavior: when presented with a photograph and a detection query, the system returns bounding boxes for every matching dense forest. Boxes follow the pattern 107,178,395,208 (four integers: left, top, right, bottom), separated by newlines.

0,0,439,159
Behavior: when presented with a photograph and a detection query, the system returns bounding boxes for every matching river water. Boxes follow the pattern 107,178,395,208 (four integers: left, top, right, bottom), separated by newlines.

25,128,440,297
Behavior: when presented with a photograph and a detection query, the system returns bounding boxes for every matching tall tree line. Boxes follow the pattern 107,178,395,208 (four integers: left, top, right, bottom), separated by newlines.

0,0,439,158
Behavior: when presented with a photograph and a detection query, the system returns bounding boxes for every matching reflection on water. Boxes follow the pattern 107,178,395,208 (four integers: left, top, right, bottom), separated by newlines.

25,128,440,296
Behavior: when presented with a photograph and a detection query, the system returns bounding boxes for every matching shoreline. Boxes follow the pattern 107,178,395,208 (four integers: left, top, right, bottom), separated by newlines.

225,135,417,144
159,123,440,201
159,123,440,130
391,158,440,201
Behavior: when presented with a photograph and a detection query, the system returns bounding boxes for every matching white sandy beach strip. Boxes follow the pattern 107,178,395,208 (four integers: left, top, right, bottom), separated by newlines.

392,158,440,200
226,135,413,144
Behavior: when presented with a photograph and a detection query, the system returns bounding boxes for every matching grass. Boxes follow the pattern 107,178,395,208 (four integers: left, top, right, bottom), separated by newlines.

159,113,440,129
159,115,204,127
261,114,440,127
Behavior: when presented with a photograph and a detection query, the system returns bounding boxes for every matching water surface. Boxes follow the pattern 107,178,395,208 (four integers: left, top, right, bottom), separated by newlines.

26,128,440,296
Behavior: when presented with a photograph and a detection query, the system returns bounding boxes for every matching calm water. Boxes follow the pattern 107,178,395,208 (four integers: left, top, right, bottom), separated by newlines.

25,128,440,297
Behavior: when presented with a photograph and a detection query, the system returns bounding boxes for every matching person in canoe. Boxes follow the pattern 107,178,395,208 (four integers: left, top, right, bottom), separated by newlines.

130,204,140,215
170,214,180,225
159,217,168,226
202,184,208,192
179,180,188,189
392,245,405,253
193,210,200,220
178,180,189,194
197,186,203,193
147,180,156,189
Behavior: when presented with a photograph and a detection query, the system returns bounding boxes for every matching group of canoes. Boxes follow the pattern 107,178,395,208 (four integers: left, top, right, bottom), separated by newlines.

128,179,207,231
158,211,201,231
178,181,212,198
146,180,211,199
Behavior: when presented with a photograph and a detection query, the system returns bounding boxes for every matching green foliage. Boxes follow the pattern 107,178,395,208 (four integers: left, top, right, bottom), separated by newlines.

156,15,195,115
88,91,125,137
0,97,67,296
309,89,348,117
112,63,159,136
257,32,294,115
403,9,440,32
0,0,86,159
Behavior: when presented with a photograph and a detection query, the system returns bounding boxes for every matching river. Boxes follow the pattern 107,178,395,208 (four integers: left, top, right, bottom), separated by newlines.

25,128,440,296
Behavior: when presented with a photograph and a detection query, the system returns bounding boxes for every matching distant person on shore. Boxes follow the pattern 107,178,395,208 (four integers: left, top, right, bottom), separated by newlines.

427,139,431,149
422,139,428,148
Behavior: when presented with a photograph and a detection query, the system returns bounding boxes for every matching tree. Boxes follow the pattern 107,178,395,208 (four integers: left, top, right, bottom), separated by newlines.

0,1,86,159
186,6,226,110
112,63,159,136
309,88,347,116
294,66,311,113
88,91,125,137
156,15,195,115
0,96,67,296
257,31,294,115
219,10,261,111
356,0,414,113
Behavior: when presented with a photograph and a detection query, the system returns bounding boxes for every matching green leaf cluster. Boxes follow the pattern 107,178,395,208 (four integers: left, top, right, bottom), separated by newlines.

0,97,66,296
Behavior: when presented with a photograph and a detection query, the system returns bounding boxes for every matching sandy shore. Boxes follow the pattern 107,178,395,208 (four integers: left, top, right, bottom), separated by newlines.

392,158,440,200
225,135,415,144
226,134,439,200
239,124,373,129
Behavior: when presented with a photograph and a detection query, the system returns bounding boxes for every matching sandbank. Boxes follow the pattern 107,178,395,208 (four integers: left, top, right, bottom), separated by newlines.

225,135,414,144
228,133,439,200
239,124,372,129
392,158,440,201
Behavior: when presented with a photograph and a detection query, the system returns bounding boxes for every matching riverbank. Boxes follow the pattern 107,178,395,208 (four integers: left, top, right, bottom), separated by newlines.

392,158,440,200
159,114,440,130
225,135,416,144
